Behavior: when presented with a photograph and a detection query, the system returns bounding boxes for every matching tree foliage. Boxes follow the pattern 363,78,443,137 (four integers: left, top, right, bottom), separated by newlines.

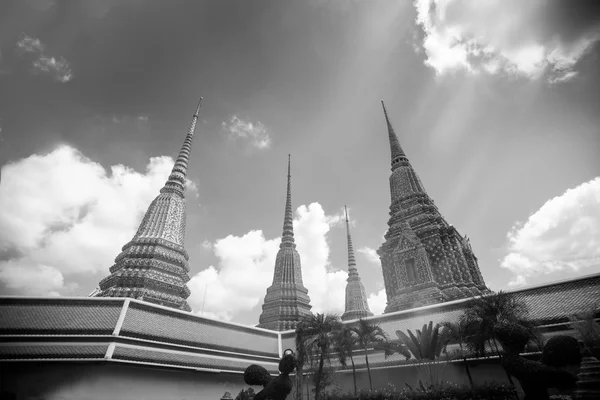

462,290,529,357
396,321,442,361
297,313,341,400
331,326,359,395
350,319,389,392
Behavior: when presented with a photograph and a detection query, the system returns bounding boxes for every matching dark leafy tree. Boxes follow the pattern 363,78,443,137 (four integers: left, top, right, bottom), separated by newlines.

298,313,341,400
374,339,412,361
350,319,388,391
396,321,448,389
396,321,442,361
294,322,308,400
462,290,528,357
569,305,600,351
331,326,359,395
438,317,474,387
462,290,529,386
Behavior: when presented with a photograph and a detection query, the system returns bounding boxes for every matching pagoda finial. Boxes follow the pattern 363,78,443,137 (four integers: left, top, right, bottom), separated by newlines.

281,154,295,248
344,205,357,272
381,100,406,170
161,96,203,196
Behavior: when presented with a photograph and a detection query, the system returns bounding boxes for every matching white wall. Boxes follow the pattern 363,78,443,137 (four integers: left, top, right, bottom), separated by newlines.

0,362,252,400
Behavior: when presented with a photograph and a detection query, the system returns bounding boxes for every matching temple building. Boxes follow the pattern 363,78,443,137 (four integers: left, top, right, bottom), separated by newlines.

94,98,204,312
341,206,373,321
377,100,490,313
257,155,312,331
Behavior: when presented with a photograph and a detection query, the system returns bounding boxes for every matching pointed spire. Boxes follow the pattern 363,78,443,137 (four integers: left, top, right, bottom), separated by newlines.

96,97,203,312
381,100,407,170
161,97,203,196
281,154,295,248
342,206,373,321
344,206,358,275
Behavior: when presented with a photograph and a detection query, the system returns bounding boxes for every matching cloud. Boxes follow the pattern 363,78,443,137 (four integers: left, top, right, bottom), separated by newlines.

414,0,600,83
358,246,380,264
0,145,198,295
15,34,73,82
222,115,272,150
16,36,44,53
188,203,348,321
32,56,73,83
500,177,600,286
367,289,387,315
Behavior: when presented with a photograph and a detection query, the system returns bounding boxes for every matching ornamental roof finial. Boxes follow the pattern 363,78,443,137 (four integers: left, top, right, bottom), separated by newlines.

344,205,357,273
280,154,295,248
161,96,203,196
381,100,407,170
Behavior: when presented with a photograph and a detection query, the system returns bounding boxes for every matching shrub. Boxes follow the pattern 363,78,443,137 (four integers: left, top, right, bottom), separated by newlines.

322,381,517,400
541,336,582,368
243,364,271,386
569,307,600,350
234,388,255,400
278,354,297,373
493,322,531,353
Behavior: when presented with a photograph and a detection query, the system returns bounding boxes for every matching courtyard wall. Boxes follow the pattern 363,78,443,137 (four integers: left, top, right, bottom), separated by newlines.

0,362,246,400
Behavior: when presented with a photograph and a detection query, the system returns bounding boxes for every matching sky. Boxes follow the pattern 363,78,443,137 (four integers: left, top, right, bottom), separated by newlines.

0,0,599,325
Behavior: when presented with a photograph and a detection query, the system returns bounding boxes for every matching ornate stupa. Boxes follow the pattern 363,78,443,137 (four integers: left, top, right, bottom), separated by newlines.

574,349,600,399
377,100,489,313
95,97,203,311
257,155,312,331
341,206,373,321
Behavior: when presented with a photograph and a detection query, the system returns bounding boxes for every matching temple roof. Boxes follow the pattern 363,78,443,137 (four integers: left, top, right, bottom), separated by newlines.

2,272,599,372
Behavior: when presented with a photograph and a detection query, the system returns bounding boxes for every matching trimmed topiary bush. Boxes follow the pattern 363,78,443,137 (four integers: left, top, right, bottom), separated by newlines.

243,364,271,387
542,336,582,368
278,353,297,374
243,353,297,400
494,322,531,353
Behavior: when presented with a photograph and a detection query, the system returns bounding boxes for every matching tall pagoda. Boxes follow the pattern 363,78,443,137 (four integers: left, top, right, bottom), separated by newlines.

377,100,489,313
341,206,373,321
257,155,312,331
95,98,204,312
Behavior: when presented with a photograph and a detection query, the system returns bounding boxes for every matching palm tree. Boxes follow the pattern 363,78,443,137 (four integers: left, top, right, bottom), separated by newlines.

439,317,475,386
294,322,308,400
332,326,358,395
374,339,412,360
462,291,529,386
351,318,388,391
396,321,443,361
396,321,447,389
463,290,528,356
299,313,341,400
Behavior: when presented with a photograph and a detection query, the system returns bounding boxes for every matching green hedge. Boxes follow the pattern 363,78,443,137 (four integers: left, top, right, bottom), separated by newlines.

322,382,517,400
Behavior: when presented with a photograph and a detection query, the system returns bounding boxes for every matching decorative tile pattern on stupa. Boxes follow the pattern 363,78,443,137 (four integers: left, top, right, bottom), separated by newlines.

342,207,374,322
96,99,203,312
120,302,279,357
378,101,489,313
258,156,312,331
